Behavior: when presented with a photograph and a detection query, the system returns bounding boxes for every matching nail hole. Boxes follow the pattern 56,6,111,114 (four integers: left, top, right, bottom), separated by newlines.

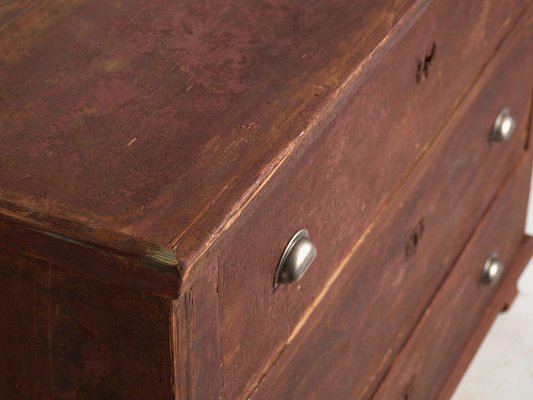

405,218,425,260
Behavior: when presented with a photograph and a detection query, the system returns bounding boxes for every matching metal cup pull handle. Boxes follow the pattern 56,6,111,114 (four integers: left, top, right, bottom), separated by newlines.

491,108,517,143
274,229,317,289
480,253,504,286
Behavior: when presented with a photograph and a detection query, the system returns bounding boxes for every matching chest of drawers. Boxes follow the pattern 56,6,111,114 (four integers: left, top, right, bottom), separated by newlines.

1,1,532,398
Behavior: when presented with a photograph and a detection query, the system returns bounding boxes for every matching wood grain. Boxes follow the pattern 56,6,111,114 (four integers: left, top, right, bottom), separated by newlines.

248,20,532,399
172,260,221,400
0,216,180,299
0,248,173,399
0,1,531,398
178,0,529,290
439,236,533,400
216,4,533,398
372,144,533,400
0,0,528,294
0,0,414,253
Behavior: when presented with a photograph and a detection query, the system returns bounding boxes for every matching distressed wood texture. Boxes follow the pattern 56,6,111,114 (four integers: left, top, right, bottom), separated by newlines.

0,0,528,294
373,147,533,400
0,216,180,299
175,0,528,291
1,0,533,399
439,236,533,400
0,247,173,399
216,0,530,396
0,0,414,285
172,258,221,400
249,17,533,400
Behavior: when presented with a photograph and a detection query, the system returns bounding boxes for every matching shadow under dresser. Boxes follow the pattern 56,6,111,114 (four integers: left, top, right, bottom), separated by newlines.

1,0,532,399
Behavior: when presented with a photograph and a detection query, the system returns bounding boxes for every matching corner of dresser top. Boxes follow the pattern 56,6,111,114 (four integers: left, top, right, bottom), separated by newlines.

0,196,183,299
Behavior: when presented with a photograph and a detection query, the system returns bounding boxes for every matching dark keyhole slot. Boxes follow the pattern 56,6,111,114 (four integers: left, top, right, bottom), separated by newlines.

416,42,437,84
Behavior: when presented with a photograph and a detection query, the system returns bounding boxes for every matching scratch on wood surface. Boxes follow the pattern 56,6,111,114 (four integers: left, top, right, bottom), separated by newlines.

358,347,393,400
127,138,138,146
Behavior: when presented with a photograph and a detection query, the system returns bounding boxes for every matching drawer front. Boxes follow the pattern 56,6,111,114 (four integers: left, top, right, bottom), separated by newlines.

372,147,533,400
249,21,532,400
216,1,529,397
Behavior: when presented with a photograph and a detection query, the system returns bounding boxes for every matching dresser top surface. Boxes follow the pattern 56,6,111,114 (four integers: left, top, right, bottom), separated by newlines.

0,0,415,258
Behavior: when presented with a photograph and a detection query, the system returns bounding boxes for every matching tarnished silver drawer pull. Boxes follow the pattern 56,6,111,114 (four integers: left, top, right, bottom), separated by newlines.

490,107,516,143
480,253,504,286
274,229,317,289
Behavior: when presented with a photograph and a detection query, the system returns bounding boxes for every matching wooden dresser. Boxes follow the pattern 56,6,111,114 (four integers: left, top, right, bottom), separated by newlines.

1,1,532,399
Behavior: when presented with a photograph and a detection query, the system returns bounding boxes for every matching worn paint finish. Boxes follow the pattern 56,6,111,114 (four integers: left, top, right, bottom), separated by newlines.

0,0,416,260
1,0,525,292
248,23,533,399
215,1,531,397
172,260,221,400
0,215,180,298
1,1,532,399
373,141,532,400
438,236,533,400
0,197,181,297
0,248,174,399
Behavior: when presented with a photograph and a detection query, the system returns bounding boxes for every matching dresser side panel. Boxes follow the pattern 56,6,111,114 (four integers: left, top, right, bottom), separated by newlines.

0,248,174,399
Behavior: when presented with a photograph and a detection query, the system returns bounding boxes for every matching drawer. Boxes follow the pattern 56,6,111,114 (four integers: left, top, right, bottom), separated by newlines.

249,19,532,400
372,145,533,400
215,0,529,398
